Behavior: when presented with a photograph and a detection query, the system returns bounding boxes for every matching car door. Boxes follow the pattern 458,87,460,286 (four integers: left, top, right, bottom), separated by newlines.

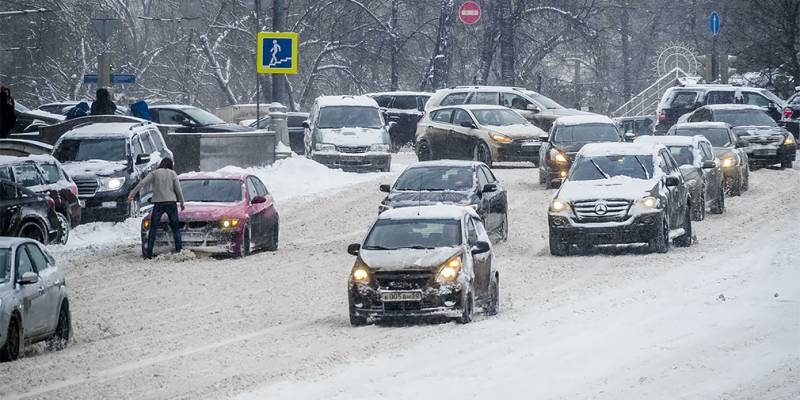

15,244,49,336
450,108,477,159
428,109,454,157
24,243,60,333
0,181,22,235
246,176,266,244
481,166,506,230
661,150,687,227
474,166,492,228
466,217,491,298
698,142,720,200
252,176,274,244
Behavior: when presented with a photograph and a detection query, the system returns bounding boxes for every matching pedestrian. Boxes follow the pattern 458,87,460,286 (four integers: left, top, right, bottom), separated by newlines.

128,158,185,258
0,86,17,138
90,87,117,116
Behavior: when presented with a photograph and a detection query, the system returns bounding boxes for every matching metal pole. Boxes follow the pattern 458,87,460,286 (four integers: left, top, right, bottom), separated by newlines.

98,52,111,88
271,0,285,105
256,0,261,125
711,35,718,82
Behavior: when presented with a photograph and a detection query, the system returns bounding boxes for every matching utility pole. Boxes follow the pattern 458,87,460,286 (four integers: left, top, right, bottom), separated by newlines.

256,0,262,123
91,15,118,89
272,0,286,106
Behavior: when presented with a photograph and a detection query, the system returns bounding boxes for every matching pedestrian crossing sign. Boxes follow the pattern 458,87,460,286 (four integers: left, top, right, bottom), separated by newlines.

256,32,298,74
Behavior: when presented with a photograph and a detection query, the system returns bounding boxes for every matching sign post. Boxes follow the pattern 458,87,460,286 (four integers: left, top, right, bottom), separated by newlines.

458,1,481,25
709,11,720,81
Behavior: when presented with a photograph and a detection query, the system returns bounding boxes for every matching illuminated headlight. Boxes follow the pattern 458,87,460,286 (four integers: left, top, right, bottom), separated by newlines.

316,143,336,152
550,149,568,164
142,219,151,230
219,218,240,229
490,132,513,144
436,256,462,282
785,135,795,145
369,144,391,152
550,199,570,212
638,196,659,208
97,177,125,192
351,259,371,283
720,157,736,168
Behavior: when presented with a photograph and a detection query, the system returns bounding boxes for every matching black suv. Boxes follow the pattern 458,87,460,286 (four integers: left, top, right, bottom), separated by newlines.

367,92,432,149
52,122,173,222
0,180,61,244
782,89,800,139
654,85,785,133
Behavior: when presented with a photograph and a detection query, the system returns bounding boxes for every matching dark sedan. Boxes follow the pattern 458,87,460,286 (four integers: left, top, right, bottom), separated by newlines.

379,160,508,241
249,112,309,154
150,105,251,133
0,180,61,244
13,103,64,133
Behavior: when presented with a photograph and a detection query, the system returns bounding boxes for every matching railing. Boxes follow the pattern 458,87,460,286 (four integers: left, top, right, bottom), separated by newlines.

612,67,689,117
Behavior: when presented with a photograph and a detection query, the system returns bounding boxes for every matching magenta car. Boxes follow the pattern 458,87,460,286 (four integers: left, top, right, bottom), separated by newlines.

141,172,279,257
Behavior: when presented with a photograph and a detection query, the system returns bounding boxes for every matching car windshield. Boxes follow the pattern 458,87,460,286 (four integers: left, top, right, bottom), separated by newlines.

391,96,418,109
394,166,474,191
0,249,8,285
673,127,731,147
318,106,383,129
472,109,528,126
553,124,621,144
715,110,777,127
54,138,127,162
182,107,226,125
363,219,462,250
14,102,30,112
181,179,243,202
570,154,654,181
523,91,564,109
39,163,62,184
667,145,694,165
250,116,271,129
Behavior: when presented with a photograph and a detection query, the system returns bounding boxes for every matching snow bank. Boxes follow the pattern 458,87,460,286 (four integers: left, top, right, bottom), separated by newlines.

48,218,142,256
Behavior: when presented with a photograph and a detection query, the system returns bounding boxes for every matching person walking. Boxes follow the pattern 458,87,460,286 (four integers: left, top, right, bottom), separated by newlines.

128,158,185,258
90,87,117,115
0,86,17,138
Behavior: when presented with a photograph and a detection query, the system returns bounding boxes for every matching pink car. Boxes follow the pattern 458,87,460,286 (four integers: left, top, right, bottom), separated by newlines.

141,172,279,257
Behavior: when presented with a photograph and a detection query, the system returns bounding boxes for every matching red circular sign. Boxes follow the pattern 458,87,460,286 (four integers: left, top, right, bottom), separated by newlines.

458,1,481,25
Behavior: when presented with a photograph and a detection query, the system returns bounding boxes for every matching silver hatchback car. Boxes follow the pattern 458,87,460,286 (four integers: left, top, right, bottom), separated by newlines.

0,237,70,361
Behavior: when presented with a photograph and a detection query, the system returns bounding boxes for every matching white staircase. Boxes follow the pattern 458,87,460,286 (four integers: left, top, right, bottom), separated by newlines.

612,67,692,118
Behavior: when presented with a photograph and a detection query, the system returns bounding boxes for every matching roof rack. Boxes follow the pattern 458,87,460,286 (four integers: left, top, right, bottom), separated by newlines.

128,120,153,130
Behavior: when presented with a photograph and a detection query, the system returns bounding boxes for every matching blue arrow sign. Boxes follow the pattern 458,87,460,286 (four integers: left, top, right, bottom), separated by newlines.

709,11,720,35
83,74,98,84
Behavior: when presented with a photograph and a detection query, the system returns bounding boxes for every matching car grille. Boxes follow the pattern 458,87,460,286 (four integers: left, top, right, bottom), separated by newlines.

375,270,432,290
383,301,422,312
73,178,98,197
740,135,784,146
573,199,631,222
337,145,369,153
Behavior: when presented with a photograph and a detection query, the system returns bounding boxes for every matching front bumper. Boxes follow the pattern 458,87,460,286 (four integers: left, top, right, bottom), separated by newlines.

495,141,540,164
549,211,663,245
349,282,465,319
312,151,391,171
745,144,796,166
80,191,130,222
142,221,244,254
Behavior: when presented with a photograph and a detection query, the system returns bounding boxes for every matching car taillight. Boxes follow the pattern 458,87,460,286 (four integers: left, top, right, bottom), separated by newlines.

784,107,794,119
46,196,55,208
658,110,665,123
69,183,78,196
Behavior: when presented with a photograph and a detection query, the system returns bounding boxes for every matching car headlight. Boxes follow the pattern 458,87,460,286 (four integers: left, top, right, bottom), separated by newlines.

490,132,513,144
369,144,390,152
720,157,736,168
638,196,659,208
219,218,240,229
351,258,371,284
785,135,795,145
142,219,151,230
97,177,126,192
464,203,479,211
378,203,392,213
316,143,336,152
549,199,570,212
550,149,568,164
436,256,462,283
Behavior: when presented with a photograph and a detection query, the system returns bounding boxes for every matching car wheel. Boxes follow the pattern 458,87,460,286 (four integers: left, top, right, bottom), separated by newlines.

500,213,509,242
648,217,669,254
0,317,21,362
539,168,546,185
710,186,725,214
549,232,569,256
674,206,693,247
726,175,741,197
237,225,251,258
691,191,705,221
486,275,499,316
18,220,47,245
55,212,70,245
473,141,492,167
348,297,367,326
457,290,474,324
415,139,434,161
47,302,71,351
781,159,793,169
742,168,750,191
265,218,279,252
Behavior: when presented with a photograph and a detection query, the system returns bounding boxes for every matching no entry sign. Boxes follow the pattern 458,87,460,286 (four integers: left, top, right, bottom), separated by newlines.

459,1,481,25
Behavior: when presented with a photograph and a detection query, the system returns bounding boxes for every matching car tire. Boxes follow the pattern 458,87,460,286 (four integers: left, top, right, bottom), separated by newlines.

55,212,70,245
18,220,47,245
415,139,434,161
781,159,793,169
727,175,741,197
348,297,368,326
499,212,509,242
47,302,71,351
237,225,251,258
648,217,669,254
473,141,492,167
691,190,705,221
742,168,750,191
710,186,725,214
549,232,569,256
539,168,546,185
265,218,279,252
0,317,21,362
457,290,474,324
486,275,499,316
674,206,693,247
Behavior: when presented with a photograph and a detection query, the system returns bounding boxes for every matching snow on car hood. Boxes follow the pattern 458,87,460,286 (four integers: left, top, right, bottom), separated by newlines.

61,160,128,177
385,191,473,208
319,127,387,146
557,176,655,202
485,124,546,139
360,247,461,271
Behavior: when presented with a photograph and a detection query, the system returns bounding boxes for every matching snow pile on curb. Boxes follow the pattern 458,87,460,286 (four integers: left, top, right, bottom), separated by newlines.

48,218,142,255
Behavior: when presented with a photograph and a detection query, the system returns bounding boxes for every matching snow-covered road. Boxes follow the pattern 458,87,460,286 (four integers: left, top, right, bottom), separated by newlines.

1,153,797,399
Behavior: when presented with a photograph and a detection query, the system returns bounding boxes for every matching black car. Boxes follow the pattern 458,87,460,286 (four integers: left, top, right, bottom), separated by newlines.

149,105,250,133
250,112,309,154
379,160,508,241
0,180,60,244
13,103,64,133
680,105,796,169
539,115,627,188
782,89,800,139
368,91,432,149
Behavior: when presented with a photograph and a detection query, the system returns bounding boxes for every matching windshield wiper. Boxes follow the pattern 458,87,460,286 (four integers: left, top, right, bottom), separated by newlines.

403,245,436,249
590,159,611,179
633,156,650,179
363,245,396,250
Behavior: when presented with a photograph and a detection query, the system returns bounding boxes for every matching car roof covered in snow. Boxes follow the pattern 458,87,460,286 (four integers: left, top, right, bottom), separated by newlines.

635,135,702,147
554,114,615,126
0,154,59,166
62,122,147,139
405,160,483,170
179,170,248,181
315,95,380,109
0,237,33,248
578,142,663,158
672,122,731,130
366,91,432,97
149,104,197,110
702,104,764,111
378,204,476,221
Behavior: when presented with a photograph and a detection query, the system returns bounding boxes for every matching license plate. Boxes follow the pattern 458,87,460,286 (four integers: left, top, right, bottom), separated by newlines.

339,154,365,162
380,290,422,302
754,148,776,156
520,141,540,148
182,232,206,242
101,201,117,208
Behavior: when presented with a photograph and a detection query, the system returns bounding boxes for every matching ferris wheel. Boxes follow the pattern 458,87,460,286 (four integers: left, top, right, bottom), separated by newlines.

654,42,700,76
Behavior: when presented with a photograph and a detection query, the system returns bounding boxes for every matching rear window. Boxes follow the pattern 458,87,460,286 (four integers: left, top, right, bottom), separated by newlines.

440,92,468,106
669,91,699,108
705,91,735,105
673,127,732,147
391,96,418,109
39,163,63,184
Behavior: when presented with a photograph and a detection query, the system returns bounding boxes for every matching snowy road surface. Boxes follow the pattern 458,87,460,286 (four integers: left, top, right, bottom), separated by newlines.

1,152,798,399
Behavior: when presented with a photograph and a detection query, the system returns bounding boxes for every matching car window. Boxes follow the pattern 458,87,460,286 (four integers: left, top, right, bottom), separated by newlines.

700,143,714,161
287,115,307,126
391,96,417,109
180,179,243,202
741,92,771,107
571,154,654,181
140,132,156,154
500,93,532,110
661,150,679,173
25,243,48,271
452,109,473,126
714,110,777,127
250,176,268,196
705,91,735,105
553,123,621,144
0,166,11,181
431,109,453,124
481,166,497,183
157,109,186,125
0,249,9,285
416,96,430,111
470,92,499,105
669,91,698,108
466,219,478,245
0,181,19,199
12,164,43,187
667,145,694,166
55,138,127,162
318,106,382,129
440,92,468,106
150,130,166,150
477,167,489,188
656,153,669,174
364,219,462,249
132,135,144,155
372,95,391,108
246,177,259,201
16,246,35,276
38,163,63,184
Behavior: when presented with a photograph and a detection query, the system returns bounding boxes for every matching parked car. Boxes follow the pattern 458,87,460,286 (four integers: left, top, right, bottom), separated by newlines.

379,160,508,240
678,104,796,169
367,91,432,149
654,84,785,133
149,105,251,133
415,104,544,166
425,86,590,132
781,88,800,139
539,115,627,188
142,172,278,257
0,237,71,362
666,122,750,196
548,142,692,255
613,115,655,136
52,121,172,222
13,103,64,133
635,135,725,219
251,112,309,155
0,180,61,244
304,95,392,172
0,155,80,241
36,101,83,116
346,205,498,325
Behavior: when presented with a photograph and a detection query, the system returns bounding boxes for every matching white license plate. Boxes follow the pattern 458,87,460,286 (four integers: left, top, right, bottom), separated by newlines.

520,141,540,148
101,201,117,208
340,155,365,162
380,291,423,302
182,233,206,242
754,148,776,156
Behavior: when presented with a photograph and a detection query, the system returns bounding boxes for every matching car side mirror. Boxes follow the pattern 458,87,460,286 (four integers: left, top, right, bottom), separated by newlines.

735,141,746,148
460,121,476,129
302,120,310,129
388,115,401,122
624,132,636,142
387,121,397,131
251,195,267,204
481,183,497,193
347,243,361,256
18,271,39,285
768,102,776,109
665,176,680,187
539,134,549,142
526,104,541,113
471,240,491,255
702,160,715,169
379,184,391,193
135,154,151,165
